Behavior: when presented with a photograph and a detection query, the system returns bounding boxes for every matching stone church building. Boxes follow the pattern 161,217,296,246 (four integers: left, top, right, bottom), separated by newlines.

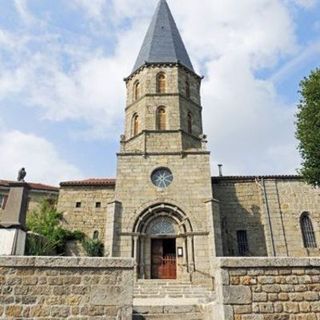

57,0,320,284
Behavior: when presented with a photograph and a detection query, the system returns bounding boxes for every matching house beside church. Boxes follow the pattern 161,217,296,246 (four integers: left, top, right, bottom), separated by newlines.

56,0,320,284
0,179,58,221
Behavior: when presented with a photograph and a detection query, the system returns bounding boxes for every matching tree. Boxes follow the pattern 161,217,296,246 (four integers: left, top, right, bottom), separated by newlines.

296,68,320,187
26,200,84,255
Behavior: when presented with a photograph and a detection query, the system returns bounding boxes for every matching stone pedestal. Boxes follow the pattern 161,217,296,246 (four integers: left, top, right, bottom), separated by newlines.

0,229,26,255
0,182,30,255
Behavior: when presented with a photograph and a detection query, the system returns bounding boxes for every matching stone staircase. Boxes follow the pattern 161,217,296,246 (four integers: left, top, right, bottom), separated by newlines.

132,280,216,320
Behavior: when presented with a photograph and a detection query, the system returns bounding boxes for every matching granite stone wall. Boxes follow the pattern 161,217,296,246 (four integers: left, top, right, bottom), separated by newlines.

213,257,320,320
0,256,134,320
212,177,320,258
57,186,115,241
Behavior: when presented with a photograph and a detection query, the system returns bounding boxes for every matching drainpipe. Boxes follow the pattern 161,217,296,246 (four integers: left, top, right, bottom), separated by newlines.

256,178,276,257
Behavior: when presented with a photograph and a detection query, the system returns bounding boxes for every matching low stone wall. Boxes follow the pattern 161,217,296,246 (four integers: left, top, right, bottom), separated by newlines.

213,257,320,320
0,256,134,320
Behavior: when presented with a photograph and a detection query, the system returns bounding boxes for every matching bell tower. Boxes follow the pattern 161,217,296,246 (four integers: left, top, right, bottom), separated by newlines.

121,0,206,154
107,0,222,282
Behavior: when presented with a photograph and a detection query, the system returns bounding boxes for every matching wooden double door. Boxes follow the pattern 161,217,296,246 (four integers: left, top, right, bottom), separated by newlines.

151,238,177,279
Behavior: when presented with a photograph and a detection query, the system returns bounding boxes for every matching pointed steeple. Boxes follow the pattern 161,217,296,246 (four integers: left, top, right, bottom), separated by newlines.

132,0,194,73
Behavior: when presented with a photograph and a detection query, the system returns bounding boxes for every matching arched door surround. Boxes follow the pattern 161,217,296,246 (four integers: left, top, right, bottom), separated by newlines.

132,203,194,280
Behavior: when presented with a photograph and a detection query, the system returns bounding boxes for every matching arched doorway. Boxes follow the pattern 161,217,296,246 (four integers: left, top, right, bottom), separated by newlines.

133,203,193,280
148,216,177,279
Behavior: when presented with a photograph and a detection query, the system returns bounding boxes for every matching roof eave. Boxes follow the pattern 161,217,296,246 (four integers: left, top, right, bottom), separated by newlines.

124,62,203,83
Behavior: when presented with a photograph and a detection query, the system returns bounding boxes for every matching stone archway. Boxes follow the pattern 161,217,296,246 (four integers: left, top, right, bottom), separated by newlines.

132,203,194,280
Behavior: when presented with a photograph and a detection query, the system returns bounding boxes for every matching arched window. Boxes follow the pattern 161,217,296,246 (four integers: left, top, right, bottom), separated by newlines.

300,213,317,248
156,107,166,131
134,81,141,101
157,73,166,93
148,216,176,235
93,230,99,240
185,80,190,98
132,113,139,136
187,112,193,134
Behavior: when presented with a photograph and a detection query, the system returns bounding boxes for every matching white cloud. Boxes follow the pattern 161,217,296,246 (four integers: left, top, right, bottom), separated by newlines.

292,0,317,8
271,42,320,84
14,0,36,25
70,0,107,20
0,126,82,185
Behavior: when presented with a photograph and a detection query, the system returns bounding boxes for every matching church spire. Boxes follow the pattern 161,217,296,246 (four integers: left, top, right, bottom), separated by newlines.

132,0,194,73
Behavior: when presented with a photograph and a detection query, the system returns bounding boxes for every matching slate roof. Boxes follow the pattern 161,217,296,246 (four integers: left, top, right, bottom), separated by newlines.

132,0,194,73
0,180,59,192
60,178,116,187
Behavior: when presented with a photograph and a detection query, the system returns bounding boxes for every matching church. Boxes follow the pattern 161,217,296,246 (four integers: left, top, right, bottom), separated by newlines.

57,0,320,284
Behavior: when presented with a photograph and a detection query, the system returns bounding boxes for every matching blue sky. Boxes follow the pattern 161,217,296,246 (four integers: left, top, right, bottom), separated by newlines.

0,0,319,185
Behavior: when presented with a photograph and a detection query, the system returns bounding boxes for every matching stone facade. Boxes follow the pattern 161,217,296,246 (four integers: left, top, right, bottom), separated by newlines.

0,180,58,222
0,256,134,320
57,183,115,240
212,176,320,258
213,257,320,320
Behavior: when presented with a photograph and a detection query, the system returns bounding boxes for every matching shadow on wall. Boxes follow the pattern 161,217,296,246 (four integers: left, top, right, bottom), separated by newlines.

213,180,268,257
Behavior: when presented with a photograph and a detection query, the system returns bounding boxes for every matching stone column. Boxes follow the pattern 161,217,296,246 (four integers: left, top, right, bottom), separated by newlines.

139,237,145,279
104,201,122,257
0,182,30,255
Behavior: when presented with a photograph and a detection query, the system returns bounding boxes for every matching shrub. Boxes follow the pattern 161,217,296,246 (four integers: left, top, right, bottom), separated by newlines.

26,200,84,256
82,238,104,257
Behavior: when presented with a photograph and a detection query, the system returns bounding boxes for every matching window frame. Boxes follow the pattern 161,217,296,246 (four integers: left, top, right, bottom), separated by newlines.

300,212,317,248
185,80,190,98
133,80,141,101
132,113,140,136
157,72,166,94
156,106,167,131
237,230,249,256
187,112,193,134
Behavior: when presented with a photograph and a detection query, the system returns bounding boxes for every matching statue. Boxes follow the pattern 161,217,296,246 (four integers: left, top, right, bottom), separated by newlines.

17,168,27,182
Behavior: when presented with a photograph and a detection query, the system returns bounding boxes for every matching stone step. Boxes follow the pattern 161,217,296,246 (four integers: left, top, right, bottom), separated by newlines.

134,284,214,303
133,313,203,320
133,305,204,320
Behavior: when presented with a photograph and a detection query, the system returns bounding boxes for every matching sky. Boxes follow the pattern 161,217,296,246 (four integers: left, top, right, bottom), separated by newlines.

0,0,319,185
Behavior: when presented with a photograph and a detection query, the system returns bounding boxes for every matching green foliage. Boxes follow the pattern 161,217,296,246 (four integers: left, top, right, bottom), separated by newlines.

25,233,56,256
26,200,84,256
82,238,104,257
296,68,320,187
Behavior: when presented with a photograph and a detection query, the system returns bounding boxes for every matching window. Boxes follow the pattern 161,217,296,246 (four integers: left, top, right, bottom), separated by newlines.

187,112,193,134
95,202,101,208
0,195,8,210
151,167,173,189
75,202,81,208
185,80,190,98
133,113,140,136
149,217,176,235
157,72,166,93
156,107,166,131
237,230,249,256
93,230,99,240
134,81,141,101
300,213,317,248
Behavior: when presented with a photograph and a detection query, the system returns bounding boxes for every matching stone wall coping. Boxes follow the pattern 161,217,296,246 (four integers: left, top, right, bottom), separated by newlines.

213,257,320,268
0,256,134,268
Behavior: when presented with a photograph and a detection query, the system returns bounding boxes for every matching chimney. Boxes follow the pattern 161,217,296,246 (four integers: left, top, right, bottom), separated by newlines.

218,164,223,177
